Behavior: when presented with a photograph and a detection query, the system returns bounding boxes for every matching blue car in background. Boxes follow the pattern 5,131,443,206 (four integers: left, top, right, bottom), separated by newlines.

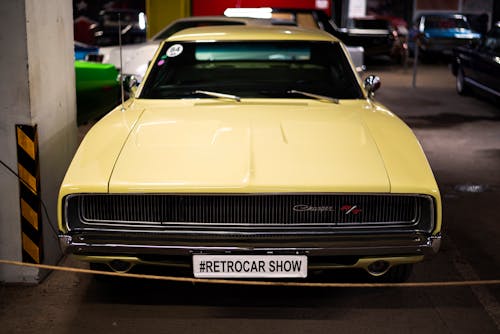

74,41,99,61
410,14,481,59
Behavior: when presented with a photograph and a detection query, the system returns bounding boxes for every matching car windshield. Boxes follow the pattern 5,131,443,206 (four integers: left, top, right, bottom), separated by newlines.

425,17,469,29
140,41,363,100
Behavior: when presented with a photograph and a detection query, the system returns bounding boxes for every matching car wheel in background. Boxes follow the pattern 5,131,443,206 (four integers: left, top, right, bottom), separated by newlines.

456,66,469,95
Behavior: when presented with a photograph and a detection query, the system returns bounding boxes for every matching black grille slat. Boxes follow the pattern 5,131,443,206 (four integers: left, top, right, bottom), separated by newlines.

78,194,422,227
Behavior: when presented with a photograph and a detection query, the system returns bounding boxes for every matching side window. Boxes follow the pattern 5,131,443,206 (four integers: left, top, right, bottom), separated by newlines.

481,28,500,53
483,37,500,53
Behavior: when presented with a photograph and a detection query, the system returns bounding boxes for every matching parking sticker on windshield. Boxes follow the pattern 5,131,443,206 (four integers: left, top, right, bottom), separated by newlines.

166,44,183,57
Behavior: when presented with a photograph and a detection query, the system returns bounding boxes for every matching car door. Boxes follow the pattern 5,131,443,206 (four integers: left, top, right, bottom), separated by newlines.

474,27,500,96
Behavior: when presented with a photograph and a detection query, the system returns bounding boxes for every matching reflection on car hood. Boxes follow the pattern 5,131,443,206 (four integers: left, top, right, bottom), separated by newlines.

108,99,392,193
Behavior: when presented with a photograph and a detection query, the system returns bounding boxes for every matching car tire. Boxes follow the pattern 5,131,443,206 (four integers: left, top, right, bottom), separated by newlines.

373,264,413,283
456,66,469,95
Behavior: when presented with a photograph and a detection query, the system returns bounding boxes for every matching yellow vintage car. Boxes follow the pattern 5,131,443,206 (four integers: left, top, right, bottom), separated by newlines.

58,26,441,282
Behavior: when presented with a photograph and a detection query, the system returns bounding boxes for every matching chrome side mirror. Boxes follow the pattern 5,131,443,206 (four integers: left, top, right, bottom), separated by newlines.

126,75,139,96
120,74,139,97
363,75,381,97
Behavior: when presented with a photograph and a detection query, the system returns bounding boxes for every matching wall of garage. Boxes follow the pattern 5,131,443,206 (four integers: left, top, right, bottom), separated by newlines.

0,0,77,283
146,0,191,38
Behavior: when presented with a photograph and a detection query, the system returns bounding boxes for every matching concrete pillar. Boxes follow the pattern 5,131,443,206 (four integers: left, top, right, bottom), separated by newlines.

0,0,77,283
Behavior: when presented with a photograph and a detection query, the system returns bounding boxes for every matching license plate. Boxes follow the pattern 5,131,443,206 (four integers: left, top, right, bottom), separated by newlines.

193,255,308,278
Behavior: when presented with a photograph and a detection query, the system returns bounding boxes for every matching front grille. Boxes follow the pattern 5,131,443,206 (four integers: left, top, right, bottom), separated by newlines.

65,194,433,232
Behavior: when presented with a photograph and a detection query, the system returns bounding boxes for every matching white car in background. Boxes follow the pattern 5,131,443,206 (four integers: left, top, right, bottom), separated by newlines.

99,16,365,82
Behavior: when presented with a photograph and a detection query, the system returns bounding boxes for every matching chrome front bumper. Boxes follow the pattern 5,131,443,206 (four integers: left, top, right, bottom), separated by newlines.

59,232,441,260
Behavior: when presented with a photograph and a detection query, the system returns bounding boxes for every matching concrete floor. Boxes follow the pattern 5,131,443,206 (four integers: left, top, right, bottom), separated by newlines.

1,63,499,333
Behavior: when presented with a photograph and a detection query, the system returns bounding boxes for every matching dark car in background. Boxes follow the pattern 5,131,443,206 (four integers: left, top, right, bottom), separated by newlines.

225,8,395,61
93,9,147,46
451,21,500,100
410,14,481,58
348,16,409,62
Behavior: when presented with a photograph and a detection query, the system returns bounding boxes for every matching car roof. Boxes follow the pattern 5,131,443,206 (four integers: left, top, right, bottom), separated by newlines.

166,25,338,42
150,15,275,41
166,15,274,25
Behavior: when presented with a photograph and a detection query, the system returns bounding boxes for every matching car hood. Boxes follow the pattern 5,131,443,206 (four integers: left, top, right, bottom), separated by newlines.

107,99,390,193
60,98,438,199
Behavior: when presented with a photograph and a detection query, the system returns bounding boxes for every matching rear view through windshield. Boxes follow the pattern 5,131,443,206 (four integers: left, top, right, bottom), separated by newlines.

140,41,363,100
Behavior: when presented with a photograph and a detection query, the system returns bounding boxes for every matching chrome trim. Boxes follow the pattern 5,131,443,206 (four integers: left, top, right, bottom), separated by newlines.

65,193,432,231
65,192,436,199
68,226,422,235
61,232,441,258
464,77,500,97
63,195,70,232
58,234,72,254
429,233,442,254
78,221,420,230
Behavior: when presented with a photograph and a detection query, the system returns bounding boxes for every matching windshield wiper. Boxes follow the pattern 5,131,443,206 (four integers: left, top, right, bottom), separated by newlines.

193,90,241,102
287,89,339,104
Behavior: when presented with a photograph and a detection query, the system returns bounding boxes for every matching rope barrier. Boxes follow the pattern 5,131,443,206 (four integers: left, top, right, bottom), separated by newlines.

1,259,500,288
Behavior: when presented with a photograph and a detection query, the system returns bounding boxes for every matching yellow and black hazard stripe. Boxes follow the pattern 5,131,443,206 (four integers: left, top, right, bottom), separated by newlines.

15,124,43,264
